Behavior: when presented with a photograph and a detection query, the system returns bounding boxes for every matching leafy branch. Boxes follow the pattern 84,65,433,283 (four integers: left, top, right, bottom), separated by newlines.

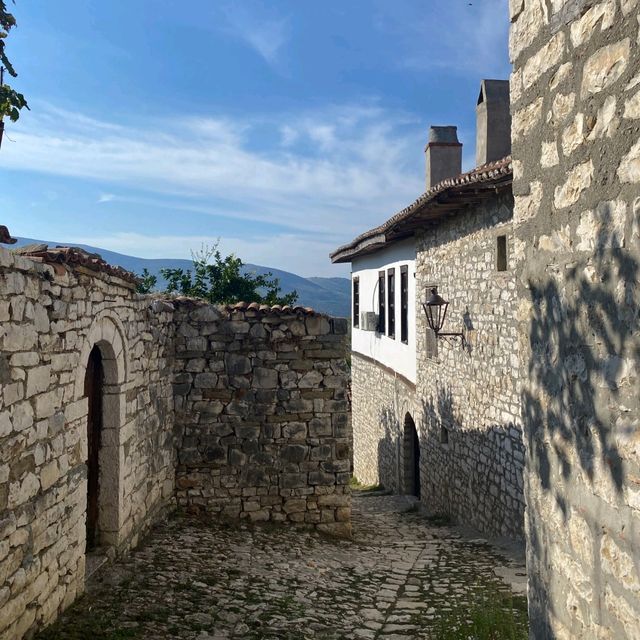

0,1,28,122
137,243,298,307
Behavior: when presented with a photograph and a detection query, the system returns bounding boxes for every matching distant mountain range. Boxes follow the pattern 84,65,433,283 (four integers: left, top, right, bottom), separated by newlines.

13,237,351,318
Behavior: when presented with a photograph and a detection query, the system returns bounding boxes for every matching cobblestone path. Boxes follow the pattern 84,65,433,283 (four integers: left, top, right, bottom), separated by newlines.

37,492,527,640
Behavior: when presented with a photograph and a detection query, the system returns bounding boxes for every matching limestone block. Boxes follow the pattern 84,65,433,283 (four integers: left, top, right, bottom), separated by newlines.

509,0,545,63
2,324,37,352
282,422,307,440
523,31,565,90
280,444,308,463
252,367,278,389
581,39,630,97
549,62,573,92
40,461,60,492
509,0,524,21
541,141,559,168
576,201,626,250
299,370,323,389
618,136,640,183
25,365,52,399
604,585,640,639
561,114,588,156
551,92,575,123
569,1,616,48
624,90,640,119
512,97,543,140
305,316,330,336
7,473,40,509
194,372,218,388
190,305,220,322
554,160,594,208
588,96,619,139
228,321,250,334
9,401,34,433
538,225,570,252
225,353,251,375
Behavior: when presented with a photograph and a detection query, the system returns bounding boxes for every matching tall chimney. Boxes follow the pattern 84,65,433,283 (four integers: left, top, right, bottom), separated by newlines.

476,79,511,167
425,126,462,191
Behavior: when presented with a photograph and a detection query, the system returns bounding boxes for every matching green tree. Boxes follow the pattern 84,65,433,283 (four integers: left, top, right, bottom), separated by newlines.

137,244,298,306
0,1,28,124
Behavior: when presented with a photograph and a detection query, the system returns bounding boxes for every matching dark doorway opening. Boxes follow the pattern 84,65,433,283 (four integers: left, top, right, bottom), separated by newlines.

403,413,420,497
85,345,104,552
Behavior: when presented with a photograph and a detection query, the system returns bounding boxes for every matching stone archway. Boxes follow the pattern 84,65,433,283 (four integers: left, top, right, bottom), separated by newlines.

75,313,129,556
402,413,420,497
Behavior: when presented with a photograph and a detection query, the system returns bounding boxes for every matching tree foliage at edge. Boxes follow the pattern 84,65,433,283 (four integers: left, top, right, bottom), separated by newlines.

0,1,28,122
136,244,298,307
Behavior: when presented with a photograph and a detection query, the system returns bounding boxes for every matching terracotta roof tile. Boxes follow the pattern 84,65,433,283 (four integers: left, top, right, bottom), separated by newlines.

330,156,512,262
0,225,17,244
226,301,320,316
14,245,138,284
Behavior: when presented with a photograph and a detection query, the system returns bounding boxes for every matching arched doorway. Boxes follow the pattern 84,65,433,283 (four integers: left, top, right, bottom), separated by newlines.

84,345,104,551
403,413,420,497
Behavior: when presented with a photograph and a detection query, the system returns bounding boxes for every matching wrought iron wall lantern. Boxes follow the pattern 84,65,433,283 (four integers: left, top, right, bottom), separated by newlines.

421,287,465,346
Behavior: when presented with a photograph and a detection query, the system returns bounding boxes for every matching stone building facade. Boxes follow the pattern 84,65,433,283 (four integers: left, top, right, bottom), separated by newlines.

415,190,525,540
0,243,350,639
332,96,526,541
0,247,176,639
350,352,418,493
510,0,640,637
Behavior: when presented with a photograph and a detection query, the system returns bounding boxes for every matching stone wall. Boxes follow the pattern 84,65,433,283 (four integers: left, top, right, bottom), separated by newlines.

0,248,176,639
0,245,353,639
173,301,351,537
415,192,525,540
510,1,640,637
351,352,418,492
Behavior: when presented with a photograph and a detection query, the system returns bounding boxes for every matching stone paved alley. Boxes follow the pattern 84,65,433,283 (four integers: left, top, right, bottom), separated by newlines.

37,492,527,640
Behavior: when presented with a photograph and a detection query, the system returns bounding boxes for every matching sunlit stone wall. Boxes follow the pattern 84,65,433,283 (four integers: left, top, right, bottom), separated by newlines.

510,1,640,636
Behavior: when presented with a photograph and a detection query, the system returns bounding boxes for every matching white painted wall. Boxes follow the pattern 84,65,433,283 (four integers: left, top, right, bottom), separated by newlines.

351,238,416,383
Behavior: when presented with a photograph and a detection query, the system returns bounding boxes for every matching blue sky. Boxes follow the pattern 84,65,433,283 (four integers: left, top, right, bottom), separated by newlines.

0,1,510,277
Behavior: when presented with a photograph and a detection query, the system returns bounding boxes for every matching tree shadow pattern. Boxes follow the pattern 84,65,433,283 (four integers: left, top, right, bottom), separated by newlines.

523,201,640,637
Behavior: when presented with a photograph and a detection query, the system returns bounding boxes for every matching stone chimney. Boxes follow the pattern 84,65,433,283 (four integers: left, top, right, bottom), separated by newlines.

425,126,462,191
476,79,511,167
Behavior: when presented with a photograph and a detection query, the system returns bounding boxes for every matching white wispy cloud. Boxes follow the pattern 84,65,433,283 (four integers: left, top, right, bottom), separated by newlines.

97,193,116,204
219,3,290,66
0,102,424,238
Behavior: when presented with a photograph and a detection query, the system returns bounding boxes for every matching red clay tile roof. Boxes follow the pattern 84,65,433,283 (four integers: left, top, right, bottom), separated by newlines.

172,297,322,316
330,155,512,263
225,301,320,316
15,245,138,284
0,225,17,244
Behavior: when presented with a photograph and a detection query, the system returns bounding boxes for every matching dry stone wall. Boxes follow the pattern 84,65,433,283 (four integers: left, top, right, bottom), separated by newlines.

0,248,176,639
0,247,352,639
415,193,525,540
173,301,351,537
510,1,640,637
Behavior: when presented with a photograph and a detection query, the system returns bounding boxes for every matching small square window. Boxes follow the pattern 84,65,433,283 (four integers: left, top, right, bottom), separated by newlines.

497,235,508,271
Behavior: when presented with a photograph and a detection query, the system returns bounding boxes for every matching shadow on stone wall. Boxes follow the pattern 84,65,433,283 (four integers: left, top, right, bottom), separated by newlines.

523,209,640,637
376,406,399,492
419,388,525,539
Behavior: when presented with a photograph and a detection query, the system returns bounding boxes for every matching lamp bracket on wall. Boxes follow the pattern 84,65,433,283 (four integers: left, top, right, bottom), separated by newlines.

421,287,466,348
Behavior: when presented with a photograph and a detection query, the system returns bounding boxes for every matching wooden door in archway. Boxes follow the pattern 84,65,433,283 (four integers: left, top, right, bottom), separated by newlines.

403,414,420,498
84,345,104,551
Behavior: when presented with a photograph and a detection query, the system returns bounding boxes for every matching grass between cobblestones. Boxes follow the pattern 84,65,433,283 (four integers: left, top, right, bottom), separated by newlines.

431,589,528,640
35,494,527,640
